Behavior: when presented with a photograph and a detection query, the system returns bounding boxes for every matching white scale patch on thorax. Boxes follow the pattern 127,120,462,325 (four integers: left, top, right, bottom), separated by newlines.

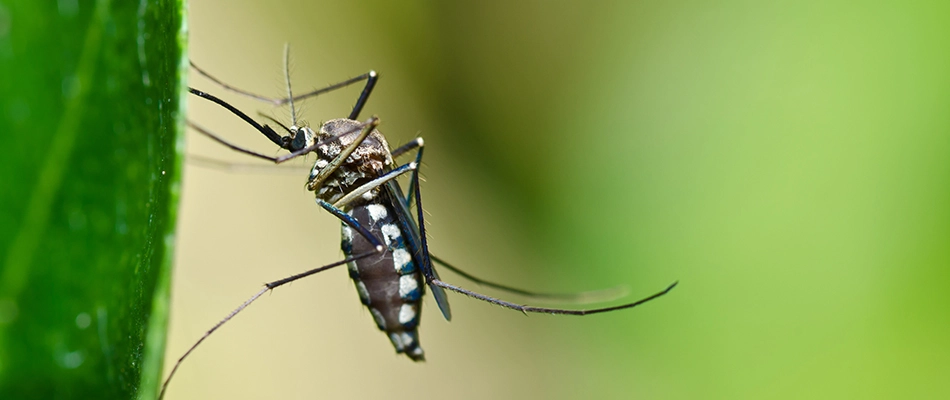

320,143,341,157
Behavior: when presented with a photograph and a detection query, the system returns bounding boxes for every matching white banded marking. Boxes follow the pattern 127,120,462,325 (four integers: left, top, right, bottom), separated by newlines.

341,225,354,242
392,248,412,273
398,304,417,325
380,223,401,246
388,332,405,351
370,308,386,330
399,332,415,349
355,281,370,304
399,275,419,299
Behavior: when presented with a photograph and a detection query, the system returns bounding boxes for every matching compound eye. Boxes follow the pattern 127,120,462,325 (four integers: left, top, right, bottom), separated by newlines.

290,126,316,151
291,128,308,151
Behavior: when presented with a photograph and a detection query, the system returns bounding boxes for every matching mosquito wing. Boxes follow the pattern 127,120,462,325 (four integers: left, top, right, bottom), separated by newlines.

425,262,452,321
385,180,452,321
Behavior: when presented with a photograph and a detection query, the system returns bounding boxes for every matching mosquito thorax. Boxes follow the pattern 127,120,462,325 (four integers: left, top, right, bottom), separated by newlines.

308,118,394,204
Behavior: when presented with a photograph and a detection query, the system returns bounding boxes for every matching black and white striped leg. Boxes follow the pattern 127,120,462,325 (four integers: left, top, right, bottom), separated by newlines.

408,158,679,316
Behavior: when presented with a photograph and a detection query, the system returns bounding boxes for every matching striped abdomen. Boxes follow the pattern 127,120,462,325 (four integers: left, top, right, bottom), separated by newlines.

342,200,425,361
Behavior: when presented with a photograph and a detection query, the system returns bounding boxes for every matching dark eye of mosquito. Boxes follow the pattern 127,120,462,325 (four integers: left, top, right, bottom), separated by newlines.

291,127,308,150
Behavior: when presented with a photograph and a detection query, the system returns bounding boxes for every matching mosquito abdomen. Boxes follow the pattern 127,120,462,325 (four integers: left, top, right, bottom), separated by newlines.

343,201,425,361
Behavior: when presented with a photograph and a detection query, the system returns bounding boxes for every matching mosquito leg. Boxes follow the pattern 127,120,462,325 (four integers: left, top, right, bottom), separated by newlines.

346,71,378,120
191,48,379,163
433,279,678,316
190,113,377,166
317,199,384,251
392,139,627,303
382,143,451,319
157,251,377,400
190,60,281,104
329,151,628,304
391,138,423,159
189,60,376,108
281,43,377,119
330,162,418,209
191,125,418,190
428,254,629,304
188,121,282,163
187,154,309,175
159,195,397,399
388,138,425,207
408,156,677,316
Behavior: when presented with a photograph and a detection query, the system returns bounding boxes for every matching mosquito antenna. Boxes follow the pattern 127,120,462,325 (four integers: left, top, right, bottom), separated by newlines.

283,43,298,127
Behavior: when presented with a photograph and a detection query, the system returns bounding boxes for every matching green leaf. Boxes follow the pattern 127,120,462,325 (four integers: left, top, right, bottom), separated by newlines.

0,0,185,398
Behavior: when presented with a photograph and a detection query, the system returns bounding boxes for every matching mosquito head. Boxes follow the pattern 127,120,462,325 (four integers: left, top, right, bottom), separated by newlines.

287,124,316,152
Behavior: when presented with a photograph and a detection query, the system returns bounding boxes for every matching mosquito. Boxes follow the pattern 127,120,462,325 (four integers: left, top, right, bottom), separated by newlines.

159,45,677,399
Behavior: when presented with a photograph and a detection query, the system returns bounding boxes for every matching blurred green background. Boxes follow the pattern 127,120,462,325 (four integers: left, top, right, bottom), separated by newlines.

169,1,950,399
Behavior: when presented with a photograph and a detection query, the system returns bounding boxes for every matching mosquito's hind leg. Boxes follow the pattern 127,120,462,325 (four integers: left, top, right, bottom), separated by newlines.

406,151,678,316
157,251,376,400
158,169,413,399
